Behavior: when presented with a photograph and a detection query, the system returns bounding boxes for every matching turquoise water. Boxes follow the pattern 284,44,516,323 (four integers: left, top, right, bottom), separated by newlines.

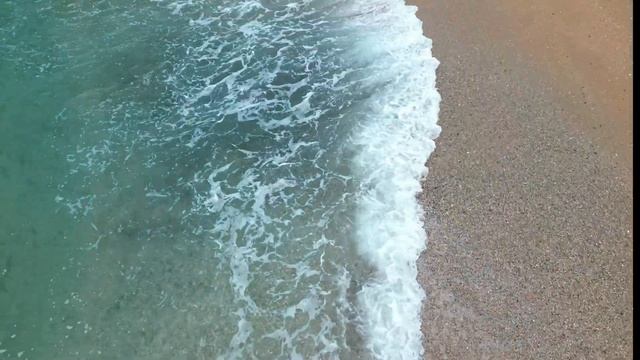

0,1,440,358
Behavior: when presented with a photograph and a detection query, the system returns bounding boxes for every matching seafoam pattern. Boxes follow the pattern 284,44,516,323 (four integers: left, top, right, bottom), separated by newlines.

41,0,440,358
346,1,440,358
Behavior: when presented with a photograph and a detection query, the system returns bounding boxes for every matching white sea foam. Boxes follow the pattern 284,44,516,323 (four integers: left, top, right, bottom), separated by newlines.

349,1,440,358
47,0,439,358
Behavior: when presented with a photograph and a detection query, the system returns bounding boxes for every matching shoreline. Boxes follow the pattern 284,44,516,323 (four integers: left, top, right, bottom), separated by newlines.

410,1,633,358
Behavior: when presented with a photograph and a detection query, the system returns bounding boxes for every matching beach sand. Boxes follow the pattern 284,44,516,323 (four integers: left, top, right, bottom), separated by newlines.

409,0,633,358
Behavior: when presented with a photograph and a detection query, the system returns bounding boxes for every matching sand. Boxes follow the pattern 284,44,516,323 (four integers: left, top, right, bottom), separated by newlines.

408,0,633,358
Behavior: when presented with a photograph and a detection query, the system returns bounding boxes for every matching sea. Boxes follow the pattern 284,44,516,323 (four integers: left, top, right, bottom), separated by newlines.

0,0,440,358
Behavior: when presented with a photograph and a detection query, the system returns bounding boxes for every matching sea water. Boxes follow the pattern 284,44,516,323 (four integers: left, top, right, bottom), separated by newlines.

0,1,440,358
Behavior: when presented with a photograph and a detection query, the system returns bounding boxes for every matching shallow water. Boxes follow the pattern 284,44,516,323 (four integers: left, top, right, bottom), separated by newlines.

0,1,439,358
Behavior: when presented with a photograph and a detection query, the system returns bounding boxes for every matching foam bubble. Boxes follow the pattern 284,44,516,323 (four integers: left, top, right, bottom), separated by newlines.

43,0,439,358
348,1,441,358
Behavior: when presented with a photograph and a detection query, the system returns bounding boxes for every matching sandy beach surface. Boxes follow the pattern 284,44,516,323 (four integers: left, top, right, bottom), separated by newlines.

409,0,633,358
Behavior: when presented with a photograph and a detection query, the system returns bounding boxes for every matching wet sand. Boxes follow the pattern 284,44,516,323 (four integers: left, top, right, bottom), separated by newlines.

409,0,633,358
